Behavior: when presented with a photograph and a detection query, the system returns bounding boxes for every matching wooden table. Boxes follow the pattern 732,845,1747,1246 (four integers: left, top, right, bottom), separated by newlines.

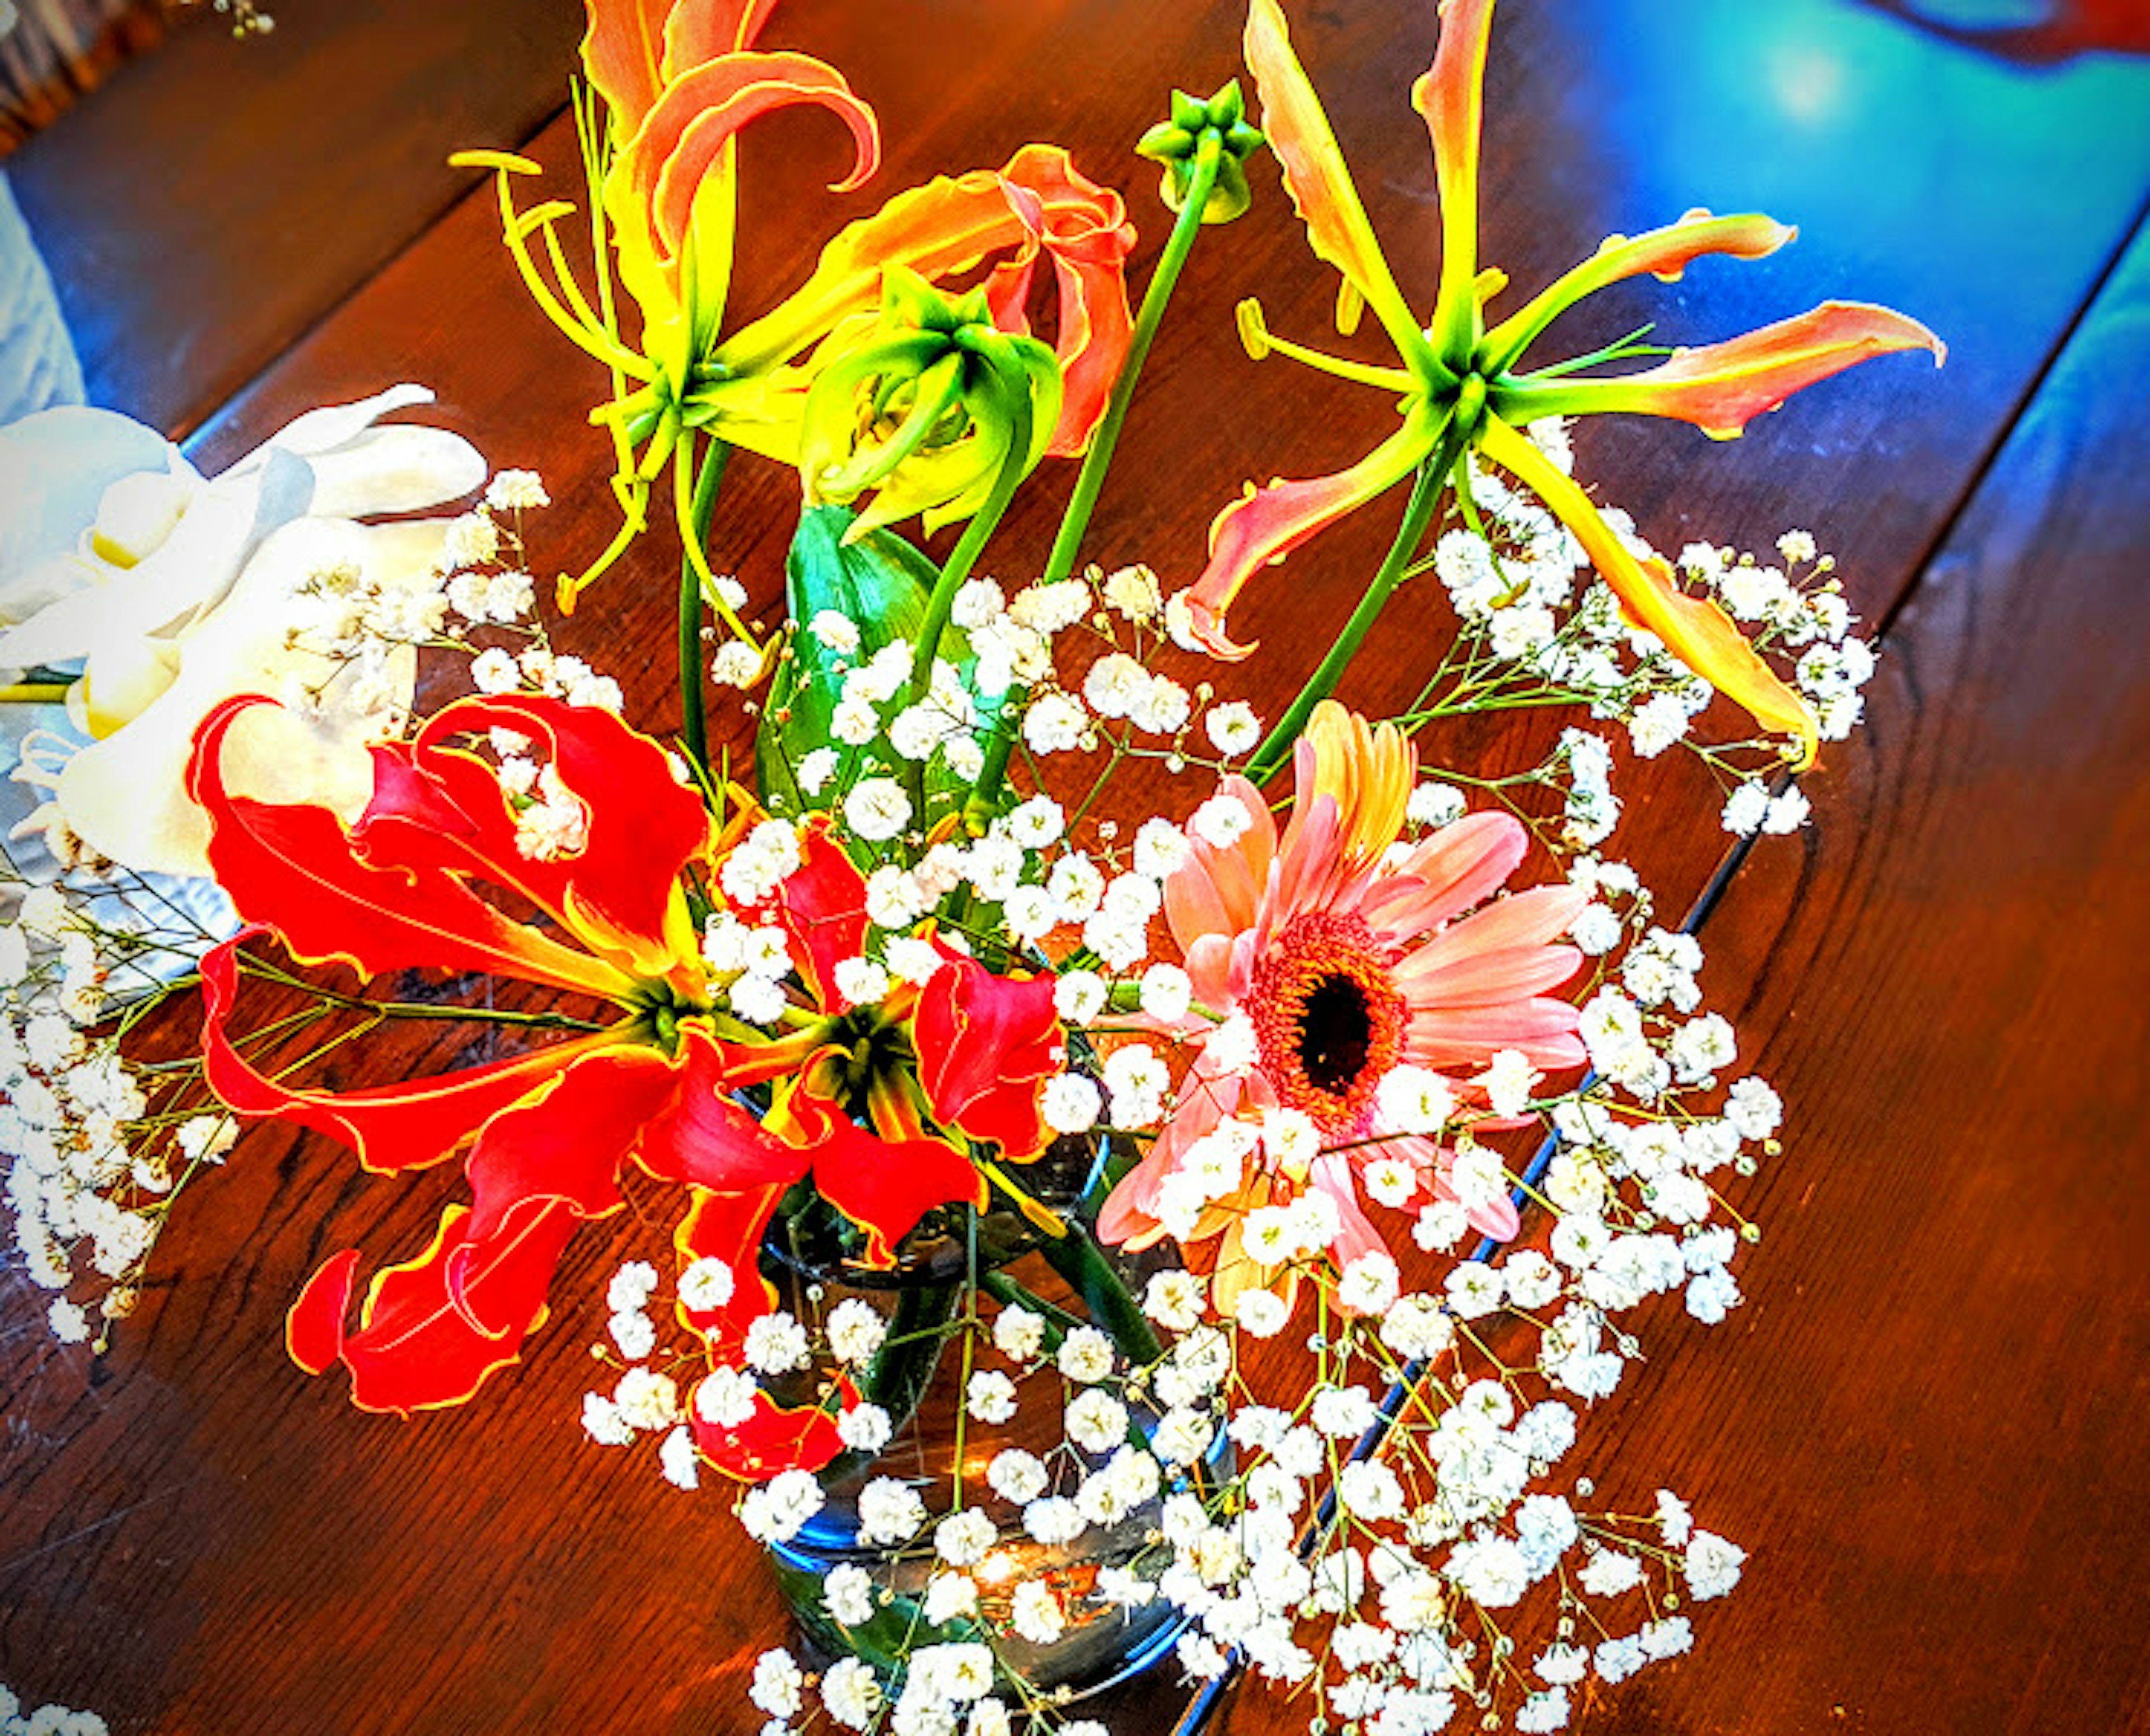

6,2,2150,1732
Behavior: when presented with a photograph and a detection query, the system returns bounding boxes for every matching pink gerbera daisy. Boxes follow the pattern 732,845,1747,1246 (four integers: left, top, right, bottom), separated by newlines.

1098,702,1588,1315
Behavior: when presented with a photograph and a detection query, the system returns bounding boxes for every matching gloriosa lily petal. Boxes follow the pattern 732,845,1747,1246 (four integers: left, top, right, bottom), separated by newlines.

1184,404,1447,659
287,1197,581,1415
1507,301,1946,439
362,695,711,989
190,696,635,999
1413,0,1495,366
1476,413,1820,763
911,940,1063,1161
1242,0,1432,369
717,144,1133,457
199,934,630,1175
1481,210,1798,372
605,50,880,331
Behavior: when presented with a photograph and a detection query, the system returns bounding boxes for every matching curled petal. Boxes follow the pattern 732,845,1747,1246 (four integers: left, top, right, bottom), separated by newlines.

1512,301,1946,439
606,51,879,322
582,0,678,136
200,934,623,1174
1179,406,1443,660
985,146,1138,456
675,1186,852,1480
1411,0,1496,361
661,0,783,74
1244,0,1429,367
289,1198,581,1415
1482,210,1798,371
782,1078,986,1267
1477,413,1820,764
189,698,634,997
360,695,710,984
638,1023,815,1195
719,145,1119,381
463,1048,682,1241
911,943,1062,1160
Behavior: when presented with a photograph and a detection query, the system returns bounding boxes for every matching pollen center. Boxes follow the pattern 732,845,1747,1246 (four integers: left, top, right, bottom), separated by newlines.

1246,912,1407,1138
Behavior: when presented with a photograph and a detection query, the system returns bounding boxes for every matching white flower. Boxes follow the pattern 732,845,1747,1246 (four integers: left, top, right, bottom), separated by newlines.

1376,1065,1453,1135
924,1572,980,1626
743,1311,810,1375
988,1448,1049,1504
844,777,912,842
935,1506,998,1568
1406,781,1467,828
966,1369,1018,1425
1763,786,1811,833
1100,563,1161,620
820,1657,882,1730
1022,690,1088,754
613,1367,679,1431
833,955,891,1007
1142,1269,1206,1332
608,1309,656,1361
1008,1580,1066,1644
1203,700,1260,755
837,1403,892,1453
856,1477,927,1546
1040,1071,1101,1136
1190,792,1252,849
658,1424,702,1490
1721,780,1770,836
1138,963,1193,1023
826,1297,887,1365
993,1305,1045,1364
739,1469,824,1546
1233,1288,1289,1337
750,1649,805,1719
1064,1388,1129,1453
694,1367,759,1430
1380,1293,1453,1361
1053,968,1107,1027
1684,1529,1746,1600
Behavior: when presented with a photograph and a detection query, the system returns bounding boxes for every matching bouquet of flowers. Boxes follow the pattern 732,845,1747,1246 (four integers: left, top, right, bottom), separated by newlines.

0,1,1941,1732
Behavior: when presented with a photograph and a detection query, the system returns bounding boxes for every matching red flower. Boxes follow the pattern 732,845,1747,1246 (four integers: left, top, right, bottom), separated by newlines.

191,691,1059,1478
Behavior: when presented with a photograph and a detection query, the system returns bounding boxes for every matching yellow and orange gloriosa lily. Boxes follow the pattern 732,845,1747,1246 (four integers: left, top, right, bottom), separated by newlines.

459,0,1135,622
1185,0,1947,766
189,692,1063,1479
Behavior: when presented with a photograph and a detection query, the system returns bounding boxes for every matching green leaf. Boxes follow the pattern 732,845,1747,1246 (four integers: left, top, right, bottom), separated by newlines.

755,506,1012,834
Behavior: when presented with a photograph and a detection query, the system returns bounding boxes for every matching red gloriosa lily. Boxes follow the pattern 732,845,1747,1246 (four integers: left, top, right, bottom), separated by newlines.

191,691,1060,1478
1184,0,1945,765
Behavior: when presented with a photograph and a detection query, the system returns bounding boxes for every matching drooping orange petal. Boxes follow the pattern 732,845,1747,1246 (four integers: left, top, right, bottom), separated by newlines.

910,941,1062,1161
637,1023,816,1195
189,698,633,999
718,145,1110,379
1514,301,1946,439
661,0,782,74
360,695,709,985
1481,210,1798,371
613,49,878,264
199,934,625,1175
1244,0,1432,368
674,1186,852,1481
580,0,675,137
1179,405,1442,659
1411,0,1496,363
1478,413,1819,764
985,146,1137,457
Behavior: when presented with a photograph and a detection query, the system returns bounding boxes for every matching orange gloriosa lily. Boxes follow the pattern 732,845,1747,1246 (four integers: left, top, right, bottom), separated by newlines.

1185,0,1945,766
459,0,1135,612
189,691,1062,1479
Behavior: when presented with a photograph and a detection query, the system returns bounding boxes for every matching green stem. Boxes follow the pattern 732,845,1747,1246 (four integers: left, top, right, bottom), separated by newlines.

1036,1222,1161,1368
1244,423,1469,786
964,140,1224,826
819,1277,964,1487
904,380,1035,819
677,437,731,791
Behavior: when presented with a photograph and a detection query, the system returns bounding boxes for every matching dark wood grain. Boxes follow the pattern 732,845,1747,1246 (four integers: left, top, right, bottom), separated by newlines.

4,2,2149,1733
5,0,583,436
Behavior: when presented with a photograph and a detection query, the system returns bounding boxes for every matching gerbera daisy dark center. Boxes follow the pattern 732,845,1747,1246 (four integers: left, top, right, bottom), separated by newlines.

1299,975,1374,1094
1246,912,1407,1138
